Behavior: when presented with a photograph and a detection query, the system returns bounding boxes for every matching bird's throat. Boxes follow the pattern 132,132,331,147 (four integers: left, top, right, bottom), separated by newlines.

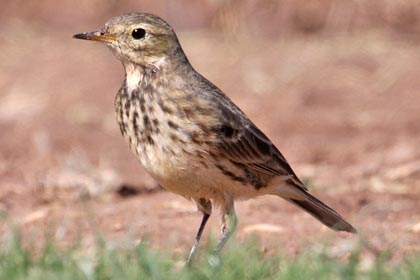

124,63,145,93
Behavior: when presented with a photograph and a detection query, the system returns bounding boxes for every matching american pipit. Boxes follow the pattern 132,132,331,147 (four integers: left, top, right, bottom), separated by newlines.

74,13,356,263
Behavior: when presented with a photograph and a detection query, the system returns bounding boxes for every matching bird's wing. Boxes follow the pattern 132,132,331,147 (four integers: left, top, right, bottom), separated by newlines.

215,120,307,190
199,80,306,190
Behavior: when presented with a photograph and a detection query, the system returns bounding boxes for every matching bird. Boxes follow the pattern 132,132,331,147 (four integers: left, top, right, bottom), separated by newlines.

73,13,356,264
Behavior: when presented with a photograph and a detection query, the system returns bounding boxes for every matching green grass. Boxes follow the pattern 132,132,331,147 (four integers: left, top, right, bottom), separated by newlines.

0,233,419,280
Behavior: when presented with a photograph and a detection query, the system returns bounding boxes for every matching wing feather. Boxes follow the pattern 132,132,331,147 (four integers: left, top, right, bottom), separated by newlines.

216,121,306,190
205,90,306,190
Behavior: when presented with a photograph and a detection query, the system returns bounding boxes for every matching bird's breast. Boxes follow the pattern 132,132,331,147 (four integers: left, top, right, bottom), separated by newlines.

115,84,211,187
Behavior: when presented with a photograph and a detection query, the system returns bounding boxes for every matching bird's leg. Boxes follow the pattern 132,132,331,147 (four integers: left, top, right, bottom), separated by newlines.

186,199,212,265
214,196,237,254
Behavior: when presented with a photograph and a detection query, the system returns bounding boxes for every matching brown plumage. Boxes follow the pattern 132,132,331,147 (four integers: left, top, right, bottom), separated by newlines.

73,13,356,264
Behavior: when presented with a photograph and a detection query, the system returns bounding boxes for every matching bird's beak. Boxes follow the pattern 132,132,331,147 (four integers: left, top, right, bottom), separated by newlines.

73,31,117,43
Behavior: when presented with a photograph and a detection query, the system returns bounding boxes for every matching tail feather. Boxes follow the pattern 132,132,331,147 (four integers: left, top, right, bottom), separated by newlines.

283,190,357,234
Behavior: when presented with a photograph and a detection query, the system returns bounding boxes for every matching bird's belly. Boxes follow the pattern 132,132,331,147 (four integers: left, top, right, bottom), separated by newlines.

136,141,213,197
136,142,264,203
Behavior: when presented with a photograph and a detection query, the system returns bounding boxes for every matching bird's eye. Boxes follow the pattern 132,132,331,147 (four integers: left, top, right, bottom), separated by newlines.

132,28,146,39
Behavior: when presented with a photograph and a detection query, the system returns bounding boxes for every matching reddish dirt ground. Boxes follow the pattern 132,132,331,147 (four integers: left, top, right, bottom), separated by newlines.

1,2,420,266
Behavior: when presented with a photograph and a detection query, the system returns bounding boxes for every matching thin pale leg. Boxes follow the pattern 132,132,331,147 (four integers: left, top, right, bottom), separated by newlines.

186,199,212,264
214,196,237,253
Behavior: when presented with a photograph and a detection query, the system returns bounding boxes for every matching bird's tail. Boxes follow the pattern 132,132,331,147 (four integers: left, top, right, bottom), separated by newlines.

278,186,357,233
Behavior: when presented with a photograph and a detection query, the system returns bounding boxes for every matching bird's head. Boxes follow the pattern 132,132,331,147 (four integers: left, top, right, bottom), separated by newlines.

73,13,185,69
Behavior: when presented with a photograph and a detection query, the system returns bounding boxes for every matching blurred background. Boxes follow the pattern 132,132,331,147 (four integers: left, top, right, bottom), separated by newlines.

0,0,419,263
